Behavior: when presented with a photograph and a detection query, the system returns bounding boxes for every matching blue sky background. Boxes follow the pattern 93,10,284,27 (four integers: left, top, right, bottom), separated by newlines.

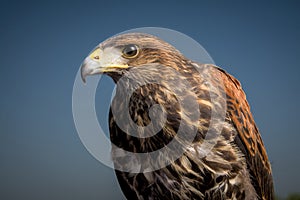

0,1,299,199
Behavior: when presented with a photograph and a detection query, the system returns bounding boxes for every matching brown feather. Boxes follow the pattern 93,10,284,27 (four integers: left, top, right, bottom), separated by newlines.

84,33,274,200
215,67,274,199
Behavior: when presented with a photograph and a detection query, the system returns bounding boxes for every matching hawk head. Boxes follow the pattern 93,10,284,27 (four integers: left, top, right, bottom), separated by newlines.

81,33,186,82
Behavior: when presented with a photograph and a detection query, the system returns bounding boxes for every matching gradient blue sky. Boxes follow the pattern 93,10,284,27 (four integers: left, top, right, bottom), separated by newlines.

0,1,299,199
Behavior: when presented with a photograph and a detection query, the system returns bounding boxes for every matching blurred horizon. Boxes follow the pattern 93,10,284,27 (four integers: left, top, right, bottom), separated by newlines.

0,1,299,199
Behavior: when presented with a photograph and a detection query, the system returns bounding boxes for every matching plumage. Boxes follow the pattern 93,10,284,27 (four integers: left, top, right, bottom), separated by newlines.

81,33,274,200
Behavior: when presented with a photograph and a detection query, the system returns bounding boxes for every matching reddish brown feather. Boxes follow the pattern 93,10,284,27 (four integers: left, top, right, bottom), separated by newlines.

215,67,274,199
84,33,275,199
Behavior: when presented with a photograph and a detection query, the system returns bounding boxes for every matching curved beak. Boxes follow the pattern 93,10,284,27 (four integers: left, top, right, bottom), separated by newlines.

80,48,129,83
80,57,102,83
80,48,103,83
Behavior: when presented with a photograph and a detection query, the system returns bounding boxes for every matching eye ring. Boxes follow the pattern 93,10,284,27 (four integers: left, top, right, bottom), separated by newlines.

122,44,139,58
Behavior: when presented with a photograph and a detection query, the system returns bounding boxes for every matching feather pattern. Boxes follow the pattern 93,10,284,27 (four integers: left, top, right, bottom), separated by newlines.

81,33,274,200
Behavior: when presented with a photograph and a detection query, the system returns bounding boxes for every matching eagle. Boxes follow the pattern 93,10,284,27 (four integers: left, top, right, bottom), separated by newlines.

80,33,274,200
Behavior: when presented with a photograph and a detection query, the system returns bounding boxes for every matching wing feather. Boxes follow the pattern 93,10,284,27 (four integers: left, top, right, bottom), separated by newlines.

214,67,274,200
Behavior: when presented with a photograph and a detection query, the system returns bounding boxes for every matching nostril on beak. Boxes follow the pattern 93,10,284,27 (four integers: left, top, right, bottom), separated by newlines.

94,55,99,60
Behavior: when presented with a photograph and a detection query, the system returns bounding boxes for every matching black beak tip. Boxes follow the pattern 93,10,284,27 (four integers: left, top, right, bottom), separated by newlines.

81,75,86,84
80,64,87,84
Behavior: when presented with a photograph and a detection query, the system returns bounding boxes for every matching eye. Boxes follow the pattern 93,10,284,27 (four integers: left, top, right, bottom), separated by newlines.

122,44,139,58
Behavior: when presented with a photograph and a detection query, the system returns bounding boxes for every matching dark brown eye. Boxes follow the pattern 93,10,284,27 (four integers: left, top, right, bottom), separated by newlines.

122,44,139,58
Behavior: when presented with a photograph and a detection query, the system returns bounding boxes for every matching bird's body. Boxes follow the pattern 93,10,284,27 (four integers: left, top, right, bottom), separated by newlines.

81,33,274,200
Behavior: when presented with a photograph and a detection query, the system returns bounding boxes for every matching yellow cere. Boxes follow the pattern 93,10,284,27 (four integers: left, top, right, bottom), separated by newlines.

89,48,101,60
